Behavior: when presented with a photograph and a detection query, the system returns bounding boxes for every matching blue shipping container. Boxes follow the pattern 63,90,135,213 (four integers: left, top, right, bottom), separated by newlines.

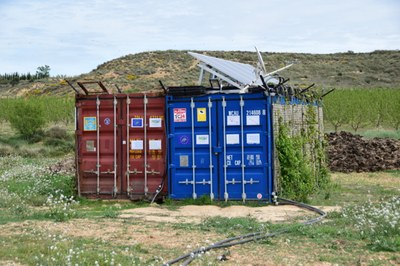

166,92,274,201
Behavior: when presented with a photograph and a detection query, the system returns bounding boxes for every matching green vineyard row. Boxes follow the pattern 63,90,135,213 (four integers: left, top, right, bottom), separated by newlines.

1,88,399,132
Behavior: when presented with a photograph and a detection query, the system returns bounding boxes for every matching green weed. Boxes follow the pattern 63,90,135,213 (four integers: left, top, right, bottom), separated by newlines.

200,216,270,235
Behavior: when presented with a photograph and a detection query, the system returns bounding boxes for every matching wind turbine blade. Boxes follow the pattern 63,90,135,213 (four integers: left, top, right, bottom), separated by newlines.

265,63,294,76
255,46,267,73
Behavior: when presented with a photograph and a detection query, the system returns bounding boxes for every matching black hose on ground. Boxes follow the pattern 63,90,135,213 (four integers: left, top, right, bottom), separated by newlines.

162,198,326,266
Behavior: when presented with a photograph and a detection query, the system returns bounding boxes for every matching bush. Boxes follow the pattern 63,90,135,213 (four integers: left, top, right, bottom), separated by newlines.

8,99,46,141
45,126,70,140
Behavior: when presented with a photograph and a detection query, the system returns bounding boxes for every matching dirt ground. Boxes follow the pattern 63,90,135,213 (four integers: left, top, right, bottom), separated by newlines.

0,203,392,266
120,204,339,224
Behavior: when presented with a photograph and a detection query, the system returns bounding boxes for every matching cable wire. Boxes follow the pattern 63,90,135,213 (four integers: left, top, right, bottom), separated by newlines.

163,198,326,265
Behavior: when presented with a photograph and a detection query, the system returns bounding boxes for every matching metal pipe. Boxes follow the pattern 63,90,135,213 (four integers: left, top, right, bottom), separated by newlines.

96,96,100,194
266,94,274,198
198,67,204,85
66,80,80,94
320,88,335,98
208,97,214,200
190,97,197,199
300,83,315,94
114,84,122,93
240,96,246,202
113,96,117,197
222,97,228,201
126,95,131,196
144,94,148,196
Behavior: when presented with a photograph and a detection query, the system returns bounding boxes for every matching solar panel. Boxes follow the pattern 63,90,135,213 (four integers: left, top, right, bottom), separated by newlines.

188,52,263,89
188,50,293,93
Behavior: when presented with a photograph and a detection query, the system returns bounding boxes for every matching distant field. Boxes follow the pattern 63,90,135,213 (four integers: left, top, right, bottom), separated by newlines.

323,88,400,135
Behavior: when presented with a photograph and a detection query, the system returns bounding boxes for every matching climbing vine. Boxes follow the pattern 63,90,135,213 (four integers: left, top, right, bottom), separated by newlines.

276,104,330,202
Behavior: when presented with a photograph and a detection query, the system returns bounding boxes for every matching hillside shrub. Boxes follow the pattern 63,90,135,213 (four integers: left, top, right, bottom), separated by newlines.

8,99,46,141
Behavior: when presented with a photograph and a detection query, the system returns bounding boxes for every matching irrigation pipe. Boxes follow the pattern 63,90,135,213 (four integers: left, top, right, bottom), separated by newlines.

162,197,327,266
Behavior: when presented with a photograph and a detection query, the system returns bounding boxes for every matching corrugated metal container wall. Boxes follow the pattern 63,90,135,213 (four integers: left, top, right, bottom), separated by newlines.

75,93,167,199
166,92,274,201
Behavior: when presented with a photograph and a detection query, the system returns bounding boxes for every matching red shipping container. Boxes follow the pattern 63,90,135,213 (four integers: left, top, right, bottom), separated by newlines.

75,90,167,200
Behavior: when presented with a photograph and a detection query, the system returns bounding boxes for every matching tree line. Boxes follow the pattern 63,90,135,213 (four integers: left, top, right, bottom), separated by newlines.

0,65,51,85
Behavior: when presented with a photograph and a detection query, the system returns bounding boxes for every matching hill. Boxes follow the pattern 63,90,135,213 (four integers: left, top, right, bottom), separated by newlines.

1,50,399,96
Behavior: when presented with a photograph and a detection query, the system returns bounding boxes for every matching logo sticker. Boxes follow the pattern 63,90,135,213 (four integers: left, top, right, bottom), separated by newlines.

178,135,190,145
197,108,206,122
173,108,187,122
131,118,143,128
84,117,97,131
257,193,262,200
104,117,111,125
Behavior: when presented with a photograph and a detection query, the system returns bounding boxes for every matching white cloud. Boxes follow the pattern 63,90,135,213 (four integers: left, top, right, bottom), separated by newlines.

0,0,398,75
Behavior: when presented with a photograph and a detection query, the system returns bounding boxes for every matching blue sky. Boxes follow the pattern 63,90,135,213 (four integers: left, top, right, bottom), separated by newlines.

0,0,399,76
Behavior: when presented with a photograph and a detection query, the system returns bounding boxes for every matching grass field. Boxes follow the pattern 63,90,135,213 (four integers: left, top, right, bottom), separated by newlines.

0,93,399,265
0,154,399,265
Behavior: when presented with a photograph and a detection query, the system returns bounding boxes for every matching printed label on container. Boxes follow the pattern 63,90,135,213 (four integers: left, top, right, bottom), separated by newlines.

180,155,189,167
86,140,95,152
246,115,260,126
149,117,162,128
131,118,143,128
246,133,260,144
173,108,187,122
227,115,240,126
226,134,240,144
84,117,97,131
196,134,209,145
130,140,143,150
149,140,162,150
197,108,207,122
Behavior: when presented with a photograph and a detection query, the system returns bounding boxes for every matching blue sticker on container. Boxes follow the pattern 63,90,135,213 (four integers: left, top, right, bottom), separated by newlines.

104,117,111,125
178,135,190,145
84,117,97,131
131,118,143,128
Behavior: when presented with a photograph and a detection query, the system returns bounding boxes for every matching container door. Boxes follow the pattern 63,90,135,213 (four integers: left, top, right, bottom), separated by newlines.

77,96,122,196
218,94,272,201
168,96,218,199
123,95,166,199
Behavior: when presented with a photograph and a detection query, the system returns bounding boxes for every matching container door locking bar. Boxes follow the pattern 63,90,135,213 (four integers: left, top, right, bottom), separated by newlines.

96,96,101,194
208,97,214,200
222,97,229,201
113,96,118,197
240,96,246,202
